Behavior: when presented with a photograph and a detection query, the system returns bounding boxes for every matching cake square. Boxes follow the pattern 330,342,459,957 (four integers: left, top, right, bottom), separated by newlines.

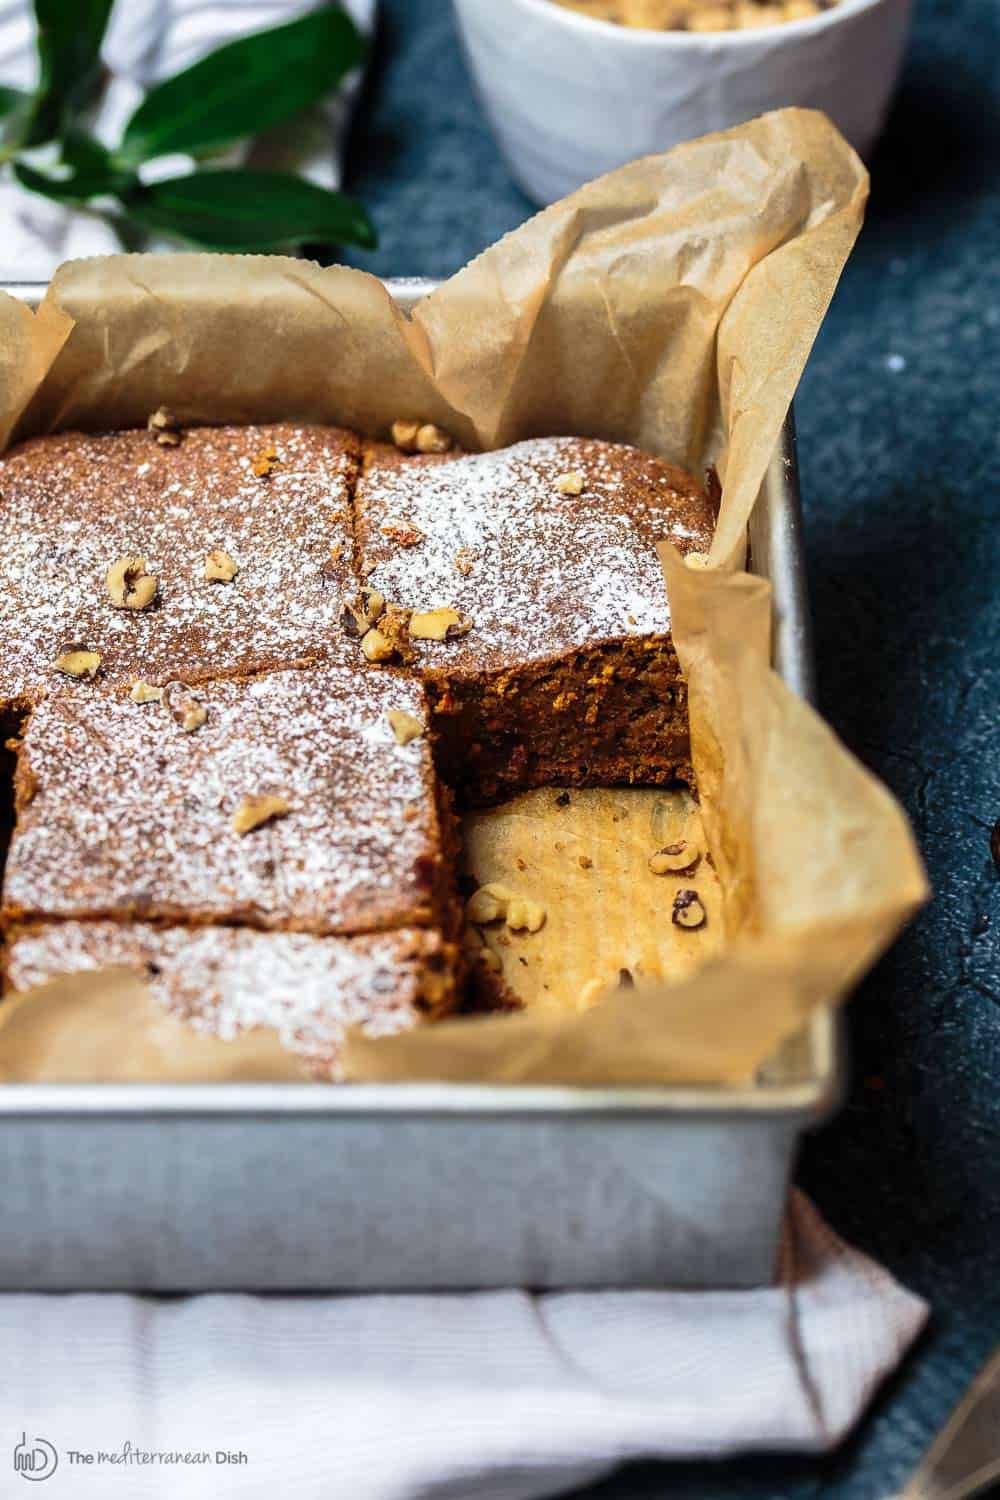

2,665,453,936
352,436,716,802
3,921,457,1081
0,422,360,707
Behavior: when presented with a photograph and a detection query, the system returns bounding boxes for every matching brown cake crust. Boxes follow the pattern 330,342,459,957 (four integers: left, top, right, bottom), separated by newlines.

354,436,715,802
2,665,453,936
0,422,360,704
3,921,457,1080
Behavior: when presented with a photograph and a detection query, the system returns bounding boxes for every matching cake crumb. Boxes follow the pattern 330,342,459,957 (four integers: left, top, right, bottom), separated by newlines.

252,444,282,478
130,681,164,704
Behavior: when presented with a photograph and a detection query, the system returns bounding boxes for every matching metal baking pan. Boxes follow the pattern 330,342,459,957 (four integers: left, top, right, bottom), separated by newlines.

0,277,840,1291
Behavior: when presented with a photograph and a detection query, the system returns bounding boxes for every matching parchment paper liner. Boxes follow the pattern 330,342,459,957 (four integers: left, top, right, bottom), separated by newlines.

0,106,928,1085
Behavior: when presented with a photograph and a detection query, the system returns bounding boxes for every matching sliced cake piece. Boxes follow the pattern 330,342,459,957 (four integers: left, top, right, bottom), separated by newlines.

3,922,457,1081
2,665,455,937
0,422,359,705
352,436,716,803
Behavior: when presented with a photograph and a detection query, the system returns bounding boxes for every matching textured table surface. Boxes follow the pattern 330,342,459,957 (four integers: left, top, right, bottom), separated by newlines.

343,2,1000,1494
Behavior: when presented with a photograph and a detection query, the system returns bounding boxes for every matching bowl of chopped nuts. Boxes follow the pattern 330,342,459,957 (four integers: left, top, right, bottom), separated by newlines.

452,0,911,203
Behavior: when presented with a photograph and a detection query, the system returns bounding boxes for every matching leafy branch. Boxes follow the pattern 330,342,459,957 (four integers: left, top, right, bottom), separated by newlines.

0,0,376,253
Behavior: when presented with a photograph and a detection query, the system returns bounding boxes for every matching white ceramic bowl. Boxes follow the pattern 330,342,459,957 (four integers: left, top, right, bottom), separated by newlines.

452,0,911,203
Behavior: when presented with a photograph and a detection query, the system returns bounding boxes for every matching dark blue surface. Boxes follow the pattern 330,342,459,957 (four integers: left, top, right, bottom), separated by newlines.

344,3,1000,1494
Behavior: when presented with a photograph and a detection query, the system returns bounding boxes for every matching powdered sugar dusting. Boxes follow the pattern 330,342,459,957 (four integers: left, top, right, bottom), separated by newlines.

0,423,359,701
6,922,444,1079
356,437,714,675
5,666,441,934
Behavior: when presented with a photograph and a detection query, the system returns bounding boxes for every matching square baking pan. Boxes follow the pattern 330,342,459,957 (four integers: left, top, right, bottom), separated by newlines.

0,276,840,1291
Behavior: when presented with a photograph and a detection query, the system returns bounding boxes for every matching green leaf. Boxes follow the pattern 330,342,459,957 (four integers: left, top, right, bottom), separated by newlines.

61,125,113,172
0,85,32,153
119,169,376,252
26,0,114,146
0,85,30,119
15,158,132,204
118,4,365,166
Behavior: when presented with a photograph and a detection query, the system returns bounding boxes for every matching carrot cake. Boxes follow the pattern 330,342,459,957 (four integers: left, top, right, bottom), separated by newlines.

2,665,454,937
0,422,360,709
352,436,716,802
3,921,455,1080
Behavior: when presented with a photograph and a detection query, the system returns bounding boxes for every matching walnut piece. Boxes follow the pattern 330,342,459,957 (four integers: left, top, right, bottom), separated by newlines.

505,895,546,933
54,649,101,679
106,556,158,611
164,682,207,733
685,551,711,570
129,681,164,704
415,423,453,454
648,840,700,875
671,888,707,930
387,709,423,745
147,406,182,445
555,470,585,496
340,588,386,638
231,794,291,835
409,607,469,641
203,548,239,583
390,419,421,452
466,882,545,933
361,627,394,663
454,546,479,577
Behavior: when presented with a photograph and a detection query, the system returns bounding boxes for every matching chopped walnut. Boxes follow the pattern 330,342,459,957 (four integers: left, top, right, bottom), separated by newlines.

164,682,207,733
685,551,711,569
648,840,700,875
54,649,101,679
380,519,426,548
340,588,386,638
361,627,394,663
505,896,546,933
129,681,164,704
147,406,182,445
672,888,707,929
203,548,239,583
578,854,593,870
252,444,282,478
555,470,585,496
390,419,421,452
454,546,479,577
409,607,470,641
415,423,453,454
106,556,158,611
466,883,515,925
387,709,423,745
231,794,291,835
466,882,545,933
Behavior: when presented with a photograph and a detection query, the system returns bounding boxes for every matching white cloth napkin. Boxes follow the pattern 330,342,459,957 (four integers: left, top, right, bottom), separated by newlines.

2,1193,926,1499
0,0,374,279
